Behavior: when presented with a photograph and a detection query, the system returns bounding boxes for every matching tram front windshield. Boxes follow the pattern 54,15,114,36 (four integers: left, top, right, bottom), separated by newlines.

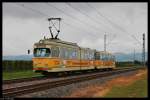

34,48,50,57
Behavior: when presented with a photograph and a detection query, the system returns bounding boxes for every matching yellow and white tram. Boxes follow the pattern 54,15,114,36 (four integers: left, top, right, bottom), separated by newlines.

32,38,115,74
32,18,116,75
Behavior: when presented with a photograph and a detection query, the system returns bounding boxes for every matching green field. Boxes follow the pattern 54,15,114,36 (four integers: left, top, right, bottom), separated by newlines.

104,74,147,98
3,70,43,80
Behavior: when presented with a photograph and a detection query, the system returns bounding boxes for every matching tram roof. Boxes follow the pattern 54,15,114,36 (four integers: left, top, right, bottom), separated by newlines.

34,38,113,54
36,38,78,47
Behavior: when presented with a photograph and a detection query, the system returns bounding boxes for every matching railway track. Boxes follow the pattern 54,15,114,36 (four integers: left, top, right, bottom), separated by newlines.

3,67,145,97
2,66,138,84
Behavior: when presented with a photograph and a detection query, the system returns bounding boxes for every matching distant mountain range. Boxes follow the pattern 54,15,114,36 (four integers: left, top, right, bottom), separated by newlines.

114,52,147,62
3,52,147,62
3,55,33,61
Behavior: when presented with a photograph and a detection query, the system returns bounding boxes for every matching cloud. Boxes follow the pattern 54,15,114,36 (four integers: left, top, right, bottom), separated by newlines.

2,2,147,55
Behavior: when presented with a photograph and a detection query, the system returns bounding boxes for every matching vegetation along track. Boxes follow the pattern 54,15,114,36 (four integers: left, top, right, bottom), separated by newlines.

3,76,46,84
3,67,145,97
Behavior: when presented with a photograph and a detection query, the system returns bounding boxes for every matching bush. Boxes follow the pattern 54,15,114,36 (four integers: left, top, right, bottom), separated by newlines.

2,60,33,72
134,60,142,65
116,61,141,67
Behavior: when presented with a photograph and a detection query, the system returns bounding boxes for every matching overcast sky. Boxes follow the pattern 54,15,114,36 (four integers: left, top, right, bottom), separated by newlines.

3,2,147,56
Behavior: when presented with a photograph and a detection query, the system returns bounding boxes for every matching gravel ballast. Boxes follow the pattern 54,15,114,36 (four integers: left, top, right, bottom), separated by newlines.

18,70,138,98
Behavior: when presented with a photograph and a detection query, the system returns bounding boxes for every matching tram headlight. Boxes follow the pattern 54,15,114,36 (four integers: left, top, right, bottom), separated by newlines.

63,60,66,64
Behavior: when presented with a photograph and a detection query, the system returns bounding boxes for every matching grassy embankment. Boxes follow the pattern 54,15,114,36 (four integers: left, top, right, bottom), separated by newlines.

3,70,42,80
104,72,147,98
3,60,43,80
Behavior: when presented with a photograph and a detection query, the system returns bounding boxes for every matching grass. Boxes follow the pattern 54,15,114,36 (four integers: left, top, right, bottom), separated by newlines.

104,74,148,98
3,70,43,80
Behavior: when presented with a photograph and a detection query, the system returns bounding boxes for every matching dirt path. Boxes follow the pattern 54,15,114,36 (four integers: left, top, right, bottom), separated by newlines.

66,69,147,97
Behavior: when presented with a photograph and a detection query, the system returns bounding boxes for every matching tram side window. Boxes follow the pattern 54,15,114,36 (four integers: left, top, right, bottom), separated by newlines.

68,48,71,59
110,55,112,61
100,54,102,60
112,56,114,61
90,51,94,60
64,48,69,59
87,50,92,60
109,55,112,61
101,54,103,60
95,53,99,60
106,55,108,61
94,52,96,60
69,49,72,59
51,47,60,57
102,54,106,61
72,49,77,59
101,54,104,60
87,51,90,60
84,50,88,60
84,51,86,60
109,55,111,61
89,52,92,60
105,55,108,61
108,55,110,61
69,48,77,59
81,50,84,60
77,50,79,59
112,55,115,61
85,50,90,60
107,55,111,61
81,49,92,60
60,47,65,58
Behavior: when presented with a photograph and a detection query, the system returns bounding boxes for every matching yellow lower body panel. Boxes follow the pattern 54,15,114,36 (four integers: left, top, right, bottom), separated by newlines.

33,58,115,72
47,67,81,72
32,57,61,69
